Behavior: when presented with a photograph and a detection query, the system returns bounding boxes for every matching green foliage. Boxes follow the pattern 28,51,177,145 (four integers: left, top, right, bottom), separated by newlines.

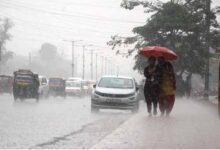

0,17,14,65
0,18,13,45
108,0,220,77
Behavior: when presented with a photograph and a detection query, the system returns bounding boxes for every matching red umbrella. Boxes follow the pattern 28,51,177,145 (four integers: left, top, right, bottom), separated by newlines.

139,46,177,60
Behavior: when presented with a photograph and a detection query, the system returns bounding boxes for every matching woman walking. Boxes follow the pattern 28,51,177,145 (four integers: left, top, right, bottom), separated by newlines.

158,57,176,117
144,56,160,116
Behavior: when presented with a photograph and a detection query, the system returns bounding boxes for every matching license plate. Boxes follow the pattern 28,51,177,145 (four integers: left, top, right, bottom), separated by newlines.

106,99,121,103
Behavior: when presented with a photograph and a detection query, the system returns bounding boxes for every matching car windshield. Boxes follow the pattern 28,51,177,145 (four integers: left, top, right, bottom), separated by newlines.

15,75,34,82
66,82,81,87
49,79,63,85
98,77,134,89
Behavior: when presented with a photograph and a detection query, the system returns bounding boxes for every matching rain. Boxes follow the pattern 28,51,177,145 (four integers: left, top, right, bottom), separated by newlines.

0,0,220,149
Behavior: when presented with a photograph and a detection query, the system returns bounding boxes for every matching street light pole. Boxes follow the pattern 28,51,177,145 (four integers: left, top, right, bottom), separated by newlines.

101,56,104,76
63,40,82,77
95,53,98,81
82,44,93,80
0,42,2,73
90,50,94,80
71,41,74,77
82,45,85,80
105,57,107,75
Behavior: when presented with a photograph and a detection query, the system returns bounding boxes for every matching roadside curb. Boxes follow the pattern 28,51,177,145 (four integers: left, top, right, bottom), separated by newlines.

90,113,140,149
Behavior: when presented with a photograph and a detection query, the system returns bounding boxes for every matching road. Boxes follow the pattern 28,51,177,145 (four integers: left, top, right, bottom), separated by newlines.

0,94,131,149
0,94,220,149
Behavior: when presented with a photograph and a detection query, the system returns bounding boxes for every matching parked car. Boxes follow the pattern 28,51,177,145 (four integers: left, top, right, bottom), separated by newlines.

13,69,39,101
0,75,13,94
39,75,49,98
48,77,66,98
91,76,139,113
65,81,83,96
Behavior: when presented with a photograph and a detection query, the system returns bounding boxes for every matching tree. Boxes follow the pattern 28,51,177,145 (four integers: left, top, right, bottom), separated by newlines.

0,18,13,68
38,43,58,61
108,0,220,95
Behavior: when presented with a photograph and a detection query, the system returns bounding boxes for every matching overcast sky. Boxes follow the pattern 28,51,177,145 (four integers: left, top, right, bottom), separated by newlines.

0,0,219,79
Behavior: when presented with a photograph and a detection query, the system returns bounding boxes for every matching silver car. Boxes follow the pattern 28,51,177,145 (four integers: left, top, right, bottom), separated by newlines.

91,76,139,113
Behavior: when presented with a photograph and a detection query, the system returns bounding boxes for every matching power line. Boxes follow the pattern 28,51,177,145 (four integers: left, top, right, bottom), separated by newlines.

0,0,144,24
0,12,128,39
0,13,116,40
10,0,120,9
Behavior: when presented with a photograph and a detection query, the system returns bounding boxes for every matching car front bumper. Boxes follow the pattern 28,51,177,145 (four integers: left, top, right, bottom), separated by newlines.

91,98,138,110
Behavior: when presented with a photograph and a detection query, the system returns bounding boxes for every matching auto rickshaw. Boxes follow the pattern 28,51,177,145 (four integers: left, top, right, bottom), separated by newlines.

48,77,66,98
13,69,40,101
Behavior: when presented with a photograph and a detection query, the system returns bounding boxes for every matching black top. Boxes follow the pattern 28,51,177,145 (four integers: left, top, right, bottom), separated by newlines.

144,65,161,87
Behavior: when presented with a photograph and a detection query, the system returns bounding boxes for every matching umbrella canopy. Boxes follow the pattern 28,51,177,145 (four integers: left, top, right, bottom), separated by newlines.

139,46,177,60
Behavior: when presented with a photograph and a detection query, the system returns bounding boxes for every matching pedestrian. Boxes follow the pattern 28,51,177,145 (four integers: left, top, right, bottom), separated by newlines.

158,56,176,117
144,56,160,116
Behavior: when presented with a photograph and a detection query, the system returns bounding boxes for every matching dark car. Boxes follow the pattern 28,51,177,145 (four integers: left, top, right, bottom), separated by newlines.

13,69,40,101
0,75,13,94
48,77,66,98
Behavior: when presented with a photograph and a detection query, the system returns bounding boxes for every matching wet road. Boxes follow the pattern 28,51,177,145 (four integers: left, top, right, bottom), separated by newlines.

0,94,131,148
0,94,219,149
92,98,220,149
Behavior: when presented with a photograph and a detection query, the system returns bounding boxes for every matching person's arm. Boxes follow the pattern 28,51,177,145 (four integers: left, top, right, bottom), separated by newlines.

144,67,148,78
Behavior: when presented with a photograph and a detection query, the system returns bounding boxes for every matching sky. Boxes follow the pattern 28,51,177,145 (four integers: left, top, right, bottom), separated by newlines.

0,0,220,80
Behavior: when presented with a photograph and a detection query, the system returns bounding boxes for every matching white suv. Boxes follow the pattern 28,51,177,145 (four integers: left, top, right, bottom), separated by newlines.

91,76,139,113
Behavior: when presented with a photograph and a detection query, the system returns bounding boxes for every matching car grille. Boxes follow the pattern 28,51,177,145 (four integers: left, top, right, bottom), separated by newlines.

95,91,134,98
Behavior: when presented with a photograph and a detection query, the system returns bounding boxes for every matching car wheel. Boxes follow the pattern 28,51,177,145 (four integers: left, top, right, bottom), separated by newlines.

14,96,17,101
132,102,139,113
36,94,39,102
91,106,99,113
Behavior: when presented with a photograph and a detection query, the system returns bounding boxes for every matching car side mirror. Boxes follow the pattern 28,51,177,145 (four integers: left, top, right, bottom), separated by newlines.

93,84,96,88
136,86,139,91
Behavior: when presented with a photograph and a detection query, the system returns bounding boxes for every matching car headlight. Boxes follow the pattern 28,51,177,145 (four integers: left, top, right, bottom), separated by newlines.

93,94,100,99
128,92,136,100
129,96,136,100
128,92,136,97
93,91,101,99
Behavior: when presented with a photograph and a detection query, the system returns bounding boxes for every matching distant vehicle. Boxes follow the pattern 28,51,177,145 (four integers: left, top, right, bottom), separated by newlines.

65,81,83,96
81,80,90,95
87,80,96,95
91,76,139,113
67,77,82,82
13,69,40,101
0,75,13,94
39,75,49,98
48,77,66,98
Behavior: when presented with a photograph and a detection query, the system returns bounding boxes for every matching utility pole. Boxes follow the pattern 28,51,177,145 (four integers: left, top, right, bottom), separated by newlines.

95,53,98,81
28,52,31,66
82,44,93,80
82,45,85,80
101,56,104,76
105,57,107,75
204,0,211,99
90,50,94,80
63,40,81,77
0,42,2,62
0,42,2,73
71,41,74,77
